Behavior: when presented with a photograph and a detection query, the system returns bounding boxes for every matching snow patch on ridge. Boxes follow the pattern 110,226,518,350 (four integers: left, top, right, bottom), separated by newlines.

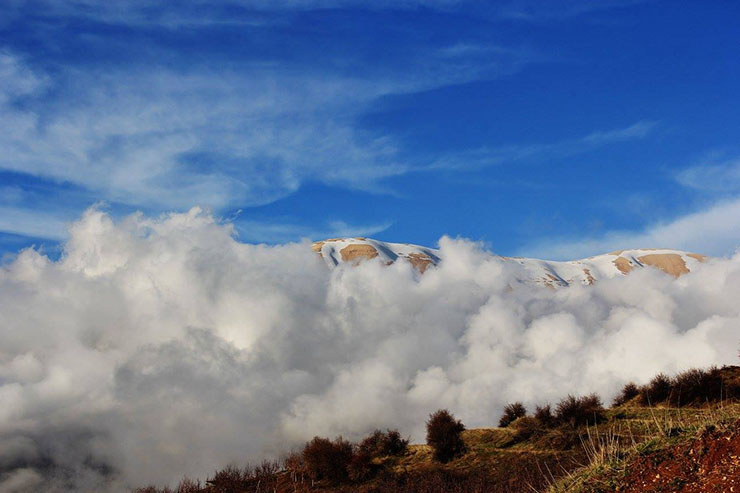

313,238,706,287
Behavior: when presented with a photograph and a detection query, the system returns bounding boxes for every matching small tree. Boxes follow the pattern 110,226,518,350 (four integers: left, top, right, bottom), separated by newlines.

499,402,527,428
302,436,353,484
426,409,466,463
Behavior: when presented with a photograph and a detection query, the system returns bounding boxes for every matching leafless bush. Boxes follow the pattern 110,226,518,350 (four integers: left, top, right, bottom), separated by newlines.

640,373,672,405
357,428,409,458
534,404,555,427
302,436,353,484
426,409,466,463
612,382,640,407
498,402,527,428
555,393,605,428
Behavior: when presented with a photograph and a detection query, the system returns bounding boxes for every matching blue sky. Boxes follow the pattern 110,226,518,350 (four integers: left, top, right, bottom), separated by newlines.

1,0,739,259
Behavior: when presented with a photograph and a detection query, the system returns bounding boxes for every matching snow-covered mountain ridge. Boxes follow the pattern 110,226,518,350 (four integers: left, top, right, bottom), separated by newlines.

312,237,707,287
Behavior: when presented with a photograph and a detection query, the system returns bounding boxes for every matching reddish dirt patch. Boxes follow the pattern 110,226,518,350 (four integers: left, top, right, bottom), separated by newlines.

620,421,740,492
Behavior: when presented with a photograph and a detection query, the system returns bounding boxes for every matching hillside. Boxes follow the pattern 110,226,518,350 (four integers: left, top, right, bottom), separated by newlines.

312,238,707,287
135,366,740,493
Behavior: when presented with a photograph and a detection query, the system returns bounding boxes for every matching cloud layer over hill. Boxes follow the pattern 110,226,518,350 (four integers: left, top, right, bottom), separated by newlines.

1,208,739,491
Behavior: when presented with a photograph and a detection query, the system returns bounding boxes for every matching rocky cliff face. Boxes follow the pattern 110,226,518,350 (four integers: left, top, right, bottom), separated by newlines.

312,238,707,287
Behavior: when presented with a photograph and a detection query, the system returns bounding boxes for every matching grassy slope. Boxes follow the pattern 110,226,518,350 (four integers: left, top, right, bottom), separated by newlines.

136,367,740,492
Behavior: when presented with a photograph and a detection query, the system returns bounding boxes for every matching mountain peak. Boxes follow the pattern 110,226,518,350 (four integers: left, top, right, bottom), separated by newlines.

312,238,707,286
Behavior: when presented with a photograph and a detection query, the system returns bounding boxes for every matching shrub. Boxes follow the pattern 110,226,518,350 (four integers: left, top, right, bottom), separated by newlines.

282,450,304,472
426,409,466,463
208,464,245,487
302,436,354,484
555,393,605,428
499,402,527,428
358,429,409,458
174,478,201,493
511,416,543,442
534,404,555,428
640,373,672,405
382,429,409,456
612,382,640,407
669,367,724,406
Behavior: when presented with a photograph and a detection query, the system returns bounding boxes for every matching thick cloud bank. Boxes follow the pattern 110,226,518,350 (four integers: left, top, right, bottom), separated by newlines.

1,208,739,491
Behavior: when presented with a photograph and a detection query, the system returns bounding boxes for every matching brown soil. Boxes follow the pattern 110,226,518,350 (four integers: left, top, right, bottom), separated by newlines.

619,421,740,492
637,253,690,278
687,253,708,263
582,268,596,285
405,253,434,273
312,241,325,253
613,257,635,274
339,244,379,263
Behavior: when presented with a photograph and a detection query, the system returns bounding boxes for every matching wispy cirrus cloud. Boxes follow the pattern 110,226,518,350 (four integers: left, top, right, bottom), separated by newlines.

517,150,740,259
235,218,393,244
4,0,465,28
496,0,649,22
0,38,532,223
428,120,658,171
676,155,740,193
0,205,68,240
4,0,645,27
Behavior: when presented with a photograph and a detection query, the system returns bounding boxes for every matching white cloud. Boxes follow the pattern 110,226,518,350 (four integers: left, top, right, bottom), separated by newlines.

428,120,658,171
0,207,738,490
0,46,527,220
0,206,68,240
519,196,740,259
677,156,740,192
234,218,392,244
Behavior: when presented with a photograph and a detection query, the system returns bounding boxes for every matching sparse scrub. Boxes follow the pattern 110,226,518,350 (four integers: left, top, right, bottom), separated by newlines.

640,372,672,405
133,366,740,493
426,409,467,463
302,436,354,484
635,366,740,407
612,382,640,407
668,366,724,406
535,404,555,427
511,416,543,442
555,393,605,428
173,478,201,493
132,477,201,493
499,402,527,428
357,428,408,458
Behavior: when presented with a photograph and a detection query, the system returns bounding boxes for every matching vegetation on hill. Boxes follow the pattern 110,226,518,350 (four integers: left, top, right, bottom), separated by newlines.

134,366,740,493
